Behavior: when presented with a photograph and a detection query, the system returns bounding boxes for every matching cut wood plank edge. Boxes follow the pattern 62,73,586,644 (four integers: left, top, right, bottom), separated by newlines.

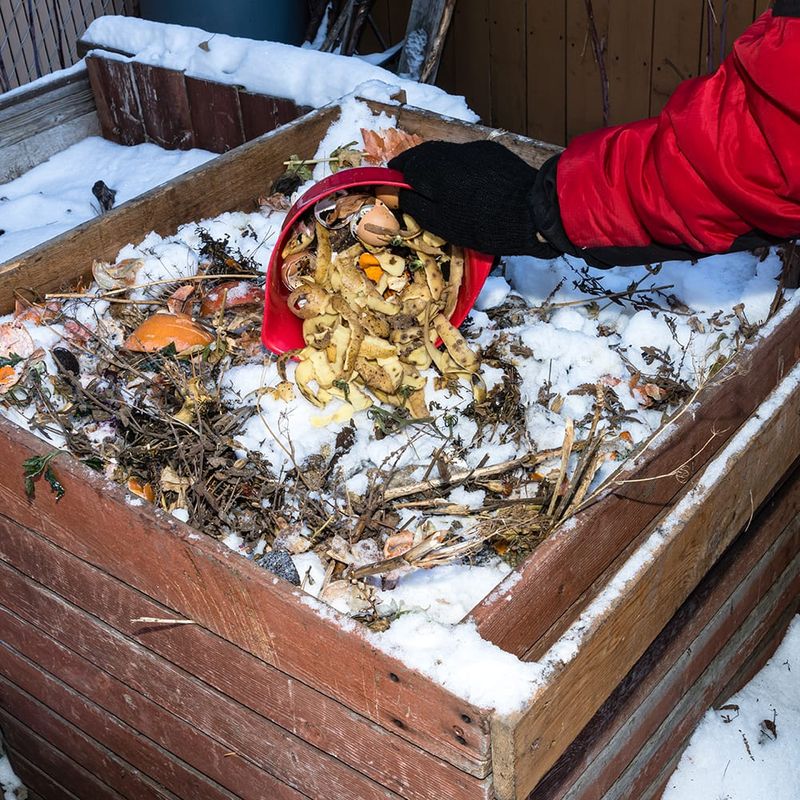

489,359,800,800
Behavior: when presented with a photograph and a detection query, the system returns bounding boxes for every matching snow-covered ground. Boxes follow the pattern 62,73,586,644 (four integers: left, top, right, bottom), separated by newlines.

664,614,800,800
0,137,215,263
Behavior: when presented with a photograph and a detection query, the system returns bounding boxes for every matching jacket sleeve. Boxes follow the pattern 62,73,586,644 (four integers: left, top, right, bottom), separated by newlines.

536,8,800,268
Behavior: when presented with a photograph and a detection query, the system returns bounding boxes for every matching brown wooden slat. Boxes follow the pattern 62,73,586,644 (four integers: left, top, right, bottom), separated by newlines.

608,570,800,800
85,54,145,145
449,0,492,123
528,466,800,799
0,522,492,800
4,746,82,800
0,680,186,800
649,0,703,115
722,0,761,56
526,1,566,146
0,559,414,800
488,0,527,134
0,105,338,310
0,423,492,779
470,297,800,661
185,76,245,153
0,698,163,800
565,0,610,140
0,616,250,800
131,62,194,150
606,0,655,125
238,91,279,140
380,101,563,168
490,360,800,799
713,585,799,707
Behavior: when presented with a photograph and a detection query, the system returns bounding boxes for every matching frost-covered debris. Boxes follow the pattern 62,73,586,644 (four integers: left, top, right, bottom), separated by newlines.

0,98,790,686
0,738,26,800
664,615,800,800
0,137,215,264
83,15,477,121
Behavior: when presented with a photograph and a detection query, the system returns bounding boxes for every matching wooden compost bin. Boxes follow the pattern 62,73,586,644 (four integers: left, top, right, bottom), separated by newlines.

0,99,799,800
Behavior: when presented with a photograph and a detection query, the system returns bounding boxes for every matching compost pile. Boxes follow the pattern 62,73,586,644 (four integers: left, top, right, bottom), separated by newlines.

0,122,784,627
284,185,481,423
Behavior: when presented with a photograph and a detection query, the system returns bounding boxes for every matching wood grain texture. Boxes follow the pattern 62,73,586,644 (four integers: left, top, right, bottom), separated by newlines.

649,0,703,115
238,91,280,140
0,611,264,800
489,0,527,134
606,568,800,800
526,1,566,145
528,466,800,799
0,416,492,778
470,299,800,660
605,0,655,125
0,560,395,800
371,101,563,168
0,692,169,800
132,62,194,150
185,77,245,153
447,0,492,123
85,54,145,146
3,738,88,800
490,363,800,799
565,0,610,140
0,522,492,800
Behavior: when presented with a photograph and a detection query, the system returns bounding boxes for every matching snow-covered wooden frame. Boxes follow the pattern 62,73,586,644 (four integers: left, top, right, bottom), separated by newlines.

0,98,798,800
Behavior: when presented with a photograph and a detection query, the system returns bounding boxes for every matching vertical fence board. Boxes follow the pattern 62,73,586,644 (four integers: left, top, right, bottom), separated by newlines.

449,0,491,123
489,0,527,134
566,0,611,140
85,54,145,145
606,0,655,125
526,1,566,145
649,0,704,116
132,62,194,150
238,90,279,141
185,76,245,153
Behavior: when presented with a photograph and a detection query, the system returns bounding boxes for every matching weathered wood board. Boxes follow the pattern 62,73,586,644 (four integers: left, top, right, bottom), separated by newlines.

0,66,99,183
0,97,798,800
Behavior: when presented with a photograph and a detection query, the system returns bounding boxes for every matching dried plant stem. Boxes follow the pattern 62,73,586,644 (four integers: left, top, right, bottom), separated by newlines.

383,442,589,503
543,283,674,312
131,617,196,625
46,273,259,302
548,418,574,517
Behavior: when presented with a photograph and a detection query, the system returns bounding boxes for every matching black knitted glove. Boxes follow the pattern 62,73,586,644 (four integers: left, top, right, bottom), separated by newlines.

389,139,558,257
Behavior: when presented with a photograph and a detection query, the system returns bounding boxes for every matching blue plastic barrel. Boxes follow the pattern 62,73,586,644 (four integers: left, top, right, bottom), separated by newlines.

138,0,309,46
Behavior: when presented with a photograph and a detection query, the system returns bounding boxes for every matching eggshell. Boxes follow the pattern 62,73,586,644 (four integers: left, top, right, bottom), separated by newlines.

354,201,400,247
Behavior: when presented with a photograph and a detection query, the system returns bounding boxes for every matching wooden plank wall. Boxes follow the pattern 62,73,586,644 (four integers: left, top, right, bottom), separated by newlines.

362,0,773,145
0,0,137,93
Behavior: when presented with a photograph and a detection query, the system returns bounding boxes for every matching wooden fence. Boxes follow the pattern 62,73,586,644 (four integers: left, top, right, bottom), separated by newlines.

363,0,775,146
0,0,137,93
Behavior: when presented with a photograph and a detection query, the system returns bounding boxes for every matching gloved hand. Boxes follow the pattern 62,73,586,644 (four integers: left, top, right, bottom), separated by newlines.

389,139,560,257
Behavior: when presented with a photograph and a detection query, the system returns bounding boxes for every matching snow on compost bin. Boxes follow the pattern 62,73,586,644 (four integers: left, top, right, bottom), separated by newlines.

1,91,800,800
0,96,790,677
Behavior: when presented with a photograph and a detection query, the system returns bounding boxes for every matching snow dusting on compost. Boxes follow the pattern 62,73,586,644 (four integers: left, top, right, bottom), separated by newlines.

0,97,792,713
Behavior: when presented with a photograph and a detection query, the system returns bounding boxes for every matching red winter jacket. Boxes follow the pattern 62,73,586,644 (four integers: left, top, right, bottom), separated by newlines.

536,3,800,267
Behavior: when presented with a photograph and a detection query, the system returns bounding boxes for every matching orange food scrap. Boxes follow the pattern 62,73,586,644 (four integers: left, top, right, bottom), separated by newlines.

127,477,155,503
123,313,214,353
363,265,383,282
200,280,263,317
0,364,19,393
358,252,380,269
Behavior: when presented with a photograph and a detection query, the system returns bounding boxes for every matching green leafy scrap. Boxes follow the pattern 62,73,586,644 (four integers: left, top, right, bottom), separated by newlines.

23,449,66,501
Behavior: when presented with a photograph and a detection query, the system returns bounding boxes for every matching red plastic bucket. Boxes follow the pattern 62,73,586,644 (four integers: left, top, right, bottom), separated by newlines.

261,166,494,353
